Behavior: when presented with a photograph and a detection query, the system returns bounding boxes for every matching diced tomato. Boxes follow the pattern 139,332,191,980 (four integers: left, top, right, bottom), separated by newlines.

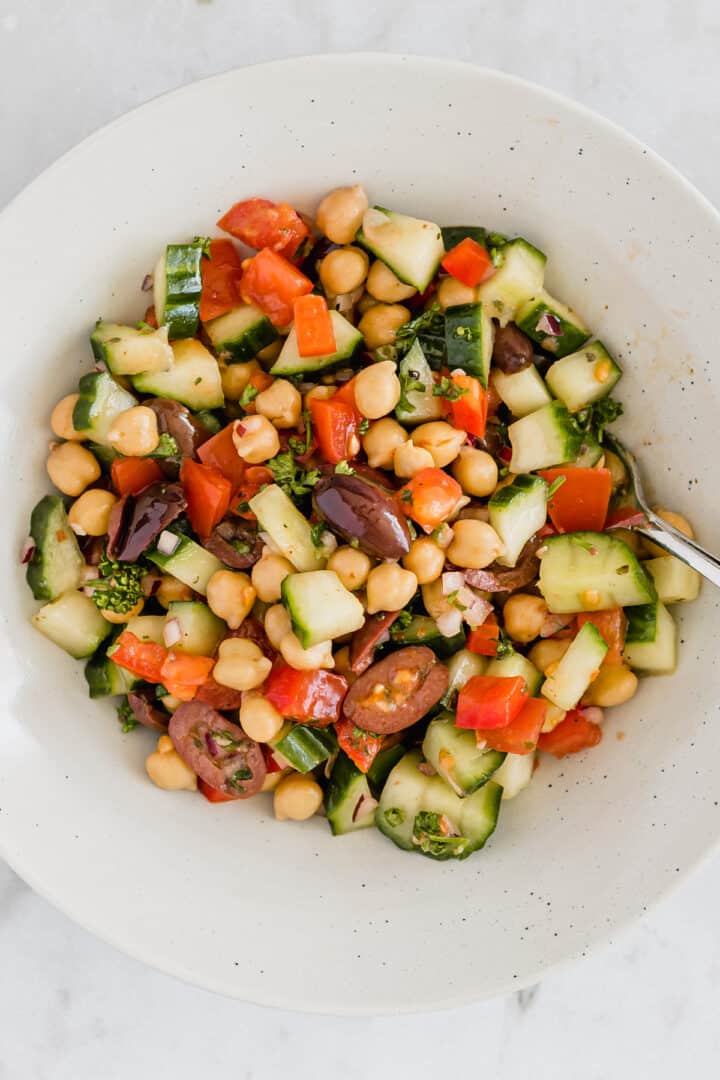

399,468,463,531
335,716,384,773
576,608,627,664
456,675,528,730
293,294,337,357
143,305,158,329
466,613,501,657
198,778,237,803
180,458,232,539
159,651,216,702
538,467,612,533
475,697,547,755
197,422,246,490
441,238,495,287
110,631,167,682
537,523,558,539
110,457,163,497
240,248,313,327
538,709,603,758
264,663,348,726
263,745,285,774
232,464,273,519
308,396,358,464
218,198,309,259
447,372,488,438
199,239,243,322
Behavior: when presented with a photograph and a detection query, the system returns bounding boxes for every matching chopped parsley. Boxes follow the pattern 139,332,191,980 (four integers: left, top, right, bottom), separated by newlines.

433,375,468,402
310,522,327,550
288,410,313,456
494,629,515,659
394,609,414,630
578,396,624,443
412,811,467,858
396,367,426,413
267,450,321,498
239,383,259,407
393,302,444,359
193,235,213,258
358,417,370,435
401,489,413,505
90,554,145,615
147,432,179,459
335,459,355,475
546,475,567,499
117,698,138,733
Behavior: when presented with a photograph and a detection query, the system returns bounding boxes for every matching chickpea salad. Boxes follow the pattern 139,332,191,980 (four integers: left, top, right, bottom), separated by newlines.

24,187,699,859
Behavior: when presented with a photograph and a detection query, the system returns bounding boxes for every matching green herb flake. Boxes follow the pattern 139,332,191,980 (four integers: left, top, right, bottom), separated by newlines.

393,302,444,360
90,553,146,615
397,368,426,413
395,609,413,630
335,460,355,475
310,522,327,550
193,235,213,259
148,432,179,459
432,375,469,402
239,383,260,407
384,807,405,827
546,475,567,499
267,450,321,499
116,698,138,733
401,489,413,505
358,417,370,435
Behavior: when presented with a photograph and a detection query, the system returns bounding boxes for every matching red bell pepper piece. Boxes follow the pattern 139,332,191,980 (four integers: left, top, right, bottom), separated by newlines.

199,239,243,322
109,631,167,682
308,396,358,464
218,198,309,259
264,663,348,726
232,465,274,519
441,237,494,287
538,467,612,533
180,459,232,539
293,294,337,357
455,675,528,730
240,248,313,327
538,710,603,758
197,422,246,490
447,371,488,438
475,697,547,755
160,651,216,702
576,609,627,665
466,613,502,658
198,778,237,803
335,716,385,774
110,457,163,497
399,468,463,531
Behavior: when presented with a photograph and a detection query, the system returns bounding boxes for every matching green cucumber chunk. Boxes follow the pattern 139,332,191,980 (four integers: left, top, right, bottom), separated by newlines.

395,339,445,425
91,320,173,376
325,752,377,835
444,302,494,387
624,601,678,674
85,648,142,697
32,590,113,659
477,238,547,326
644,556,701,604
542,621,608,710
491,364,552,418
148,532,223,596
489,473,547,567
515,289,591,358
486,650,543,695
545,341,622,413
493,752,535,800
508,400,582,473
390,614,466,658
154,242,204,340
26,495,84,601
441,648,488,708
422,712,505,796
205,303,278,362
270,722,337,773
249,484,323,573
73,372,138,445
132,339,223,410
282,570,365,648
125,614,167,645
538,531,656,613
165,601,225,655
357,207,444,292
271,310,363,376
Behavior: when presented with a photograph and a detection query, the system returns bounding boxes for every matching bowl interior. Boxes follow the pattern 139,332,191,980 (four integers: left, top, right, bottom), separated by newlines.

1,55,719,1013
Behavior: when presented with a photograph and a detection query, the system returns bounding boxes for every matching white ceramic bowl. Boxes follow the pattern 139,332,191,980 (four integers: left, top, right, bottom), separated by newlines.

1,55,719,1014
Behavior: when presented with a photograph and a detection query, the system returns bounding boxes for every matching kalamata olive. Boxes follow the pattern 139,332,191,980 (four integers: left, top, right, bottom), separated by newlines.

146,398,209,459
106,481,186,562
225,617,275,660
127,690,168,732
492,322,534,373
475,419,507,459
194,677,244,711
169,702,266,798
463,534,542,593
313,473,411,560
349,611,401,674
343,646,448,734
203,519,263,570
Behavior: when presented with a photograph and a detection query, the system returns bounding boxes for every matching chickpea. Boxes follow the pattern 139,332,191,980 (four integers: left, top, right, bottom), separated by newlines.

232,414,280,464
437,276,479,310
262,770,287,793
280,631,334,671
145,734,197,792
315,184,369,245
303,385,335,410
366,563,418,614
273,772,324,821
402,537,445,584
421,578,456,622
326,547,371,592
644,509,695,558
107,405,160,456
362,417,408,469
353,360,401,420
365,260,417,303
264,603,292,649
319,246,369,296
46,442,101,497
529,637,571,674
206,570,256,630
604,449,627,492
503,593,548,643
358,304,411,351
213,637,272,691
100,597,145,624
412,421,466,468
257,340,282,365
254,378,302,430
452,447,498,497
251,554,294,603
357,292,380,315
68,488,117,536
156,574,193,609
50,393,86,441
541,703,567,734
220,360,262,401
393,440,434,479
583,664,638,707
240,692,284,743
447,519,504,570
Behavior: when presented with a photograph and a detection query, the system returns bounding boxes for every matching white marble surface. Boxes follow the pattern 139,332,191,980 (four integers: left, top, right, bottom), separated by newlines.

2,0,720,1074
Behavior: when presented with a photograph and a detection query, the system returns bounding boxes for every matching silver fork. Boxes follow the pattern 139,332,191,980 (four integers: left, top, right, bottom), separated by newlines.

604,434,720,589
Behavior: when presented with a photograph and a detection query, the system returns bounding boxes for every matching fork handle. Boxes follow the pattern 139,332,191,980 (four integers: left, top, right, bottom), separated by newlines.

637,516,720,589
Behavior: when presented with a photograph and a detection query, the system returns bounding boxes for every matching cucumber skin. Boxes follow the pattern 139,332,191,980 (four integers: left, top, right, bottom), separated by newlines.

273,724,337,773
325,753,374,835
26,495,84,601
538,531,657,613
515,294,590,358
162,243,203,339
444,302,492,387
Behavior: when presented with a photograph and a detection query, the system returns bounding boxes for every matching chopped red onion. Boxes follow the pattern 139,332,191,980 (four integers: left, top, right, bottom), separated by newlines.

539,612,575,638
205,731,220,757
156,530,180,556
536,312,562,336
462,594,493,629
20,537,35,564
442,571,465,595
417,762,436,777
581,706,604,725
70,522,87,537
141,273,153,292
163,618,182,648
234,422,247,436
436,608,463,638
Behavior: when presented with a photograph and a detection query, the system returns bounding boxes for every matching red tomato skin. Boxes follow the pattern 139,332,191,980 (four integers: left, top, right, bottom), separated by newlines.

475,697,547,755
335,716,384,773
240,248,313,327
264,664,348,726
538,710,603,758
538,467,612,533
455,676,528,730
218,198,309,258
